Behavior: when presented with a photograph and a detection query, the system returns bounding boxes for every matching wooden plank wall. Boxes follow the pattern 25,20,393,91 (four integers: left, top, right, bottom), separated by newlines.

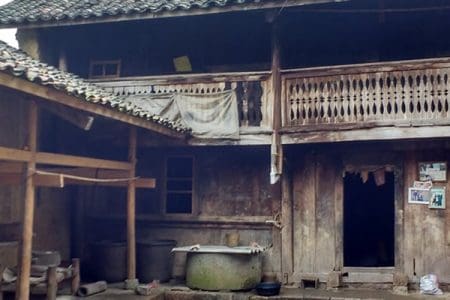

290,144,450,284
403,150,450,283
292,152,341,281
84,146,283,277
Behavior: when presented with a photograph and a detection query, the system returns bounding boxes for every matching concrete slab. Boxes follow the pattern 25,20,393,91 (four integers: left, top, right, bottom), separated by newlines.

52,286,449,300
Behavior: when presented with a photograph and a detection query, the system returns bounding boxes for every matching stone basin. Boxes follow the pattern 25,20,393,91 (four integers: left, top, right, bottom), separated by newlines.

172,245,263,291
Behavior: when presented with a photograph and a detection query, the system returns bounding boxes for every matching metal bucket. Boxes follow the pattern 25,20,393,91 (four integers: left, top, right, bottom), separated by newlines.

137,239,177,283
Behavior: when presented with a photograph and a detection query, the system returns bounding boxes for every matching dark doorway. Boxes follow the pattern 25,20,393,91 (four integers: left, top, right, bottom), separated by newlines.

344,172,395,267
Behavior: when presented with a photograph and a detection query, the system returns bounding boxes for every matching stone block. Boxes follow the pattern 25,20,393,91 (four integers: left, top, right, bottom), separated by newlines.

327,271,342,289
393,272,408,287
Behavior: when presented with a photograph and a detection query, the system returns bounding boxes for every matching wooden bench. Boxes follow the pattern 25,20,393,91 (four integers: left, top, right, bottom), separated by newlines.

0,258,80,300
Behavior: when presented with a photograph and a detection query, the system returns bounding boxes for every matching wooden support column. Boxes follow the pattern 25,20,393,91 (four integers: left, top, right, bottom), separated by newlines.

126,127,137,281
281,165,293,281
268,14,283,183
16,101,38,300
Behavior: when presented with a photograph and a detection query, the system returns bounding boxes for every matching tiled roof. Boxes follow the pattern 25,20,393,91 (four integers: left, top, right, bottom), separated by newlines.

0,0,310,26
0,41,189,133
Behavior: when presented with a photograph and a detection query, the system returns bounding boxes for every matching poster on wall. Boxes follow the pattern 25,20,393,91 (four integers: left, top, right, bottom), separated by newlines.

418,162,447,182
429,187,446,209
408,187,431,204
413,181,433,190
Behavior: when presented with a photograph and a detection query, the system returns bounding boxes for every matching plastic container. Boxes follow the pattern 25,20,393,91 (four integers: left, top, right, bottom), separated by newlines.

255,282,281,296
137,240,177,283
91,241,127,282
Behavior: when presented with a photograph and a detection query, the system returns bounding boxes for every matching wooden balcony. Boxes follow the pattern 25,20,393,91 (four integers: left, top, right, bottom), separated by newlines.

91,71,272,132
282,57,450,129
92,57,450,144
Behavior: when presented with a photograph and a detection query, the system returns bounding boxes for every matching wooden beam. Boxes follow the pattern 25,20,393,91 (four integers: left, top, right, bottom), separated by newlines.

36,167,134,179
16,101,37,300
0,173,155,188
64,177,154,188
0,173,62,187
36,152,131,170
93,70,271,87
0,72,186,139
126,127,137,280
0,147,31,163
281,125,450,145
0,145,131,170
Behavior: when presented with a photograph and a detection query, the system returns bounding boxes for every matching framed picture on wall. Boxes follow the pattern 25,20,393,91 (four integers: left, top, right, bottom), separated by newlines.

429,187,446,209
418,162,447,182
408,187,431,204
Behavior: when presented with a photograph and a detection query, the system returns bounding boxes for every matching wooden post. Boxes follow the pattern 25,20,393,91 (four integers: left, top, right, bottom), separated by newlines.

71,258,80,295
269,14,283,183
0,264,4,300
46,267,57,300
126,127,137,280
16,101,38,300
281,165,293,281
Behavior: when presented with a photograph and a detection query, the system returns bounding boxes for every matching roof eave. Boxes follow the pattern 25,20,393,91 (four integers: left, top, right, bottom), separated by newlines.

0,0,347,29
0,71,189,139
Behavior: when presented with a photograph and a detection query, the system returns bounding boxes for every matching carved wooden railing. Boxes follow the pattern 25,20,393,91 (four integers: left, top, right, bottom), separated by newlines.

92,72,271,128
282,58,450,128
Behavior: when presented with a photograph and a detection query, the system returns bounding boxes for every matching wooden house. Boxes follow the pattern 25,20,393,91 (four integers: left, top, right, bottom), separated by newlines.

0,0,448,296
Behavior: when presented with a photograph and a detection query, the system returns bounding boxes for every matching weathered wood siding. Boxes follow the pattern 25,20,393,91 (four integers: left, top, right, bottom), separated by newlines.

403,150,450,283
288,142,450,284
290,151,342,281
85,146,282,276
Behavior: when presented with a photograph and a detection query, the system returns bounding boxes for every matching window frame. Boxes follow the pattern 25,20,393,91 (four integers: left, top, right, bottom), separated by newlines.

89,59,121,79
163,154,196,215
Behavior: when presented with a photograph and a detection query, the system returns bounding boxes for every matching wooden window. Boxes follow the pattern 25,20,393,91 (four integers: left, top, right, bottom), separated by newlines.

164,156,194,214
89,60,121,79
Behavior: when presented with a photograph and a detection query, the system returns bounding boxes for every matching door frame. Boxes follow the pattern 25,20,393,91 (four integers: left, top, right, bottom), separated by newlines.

336,164,404,272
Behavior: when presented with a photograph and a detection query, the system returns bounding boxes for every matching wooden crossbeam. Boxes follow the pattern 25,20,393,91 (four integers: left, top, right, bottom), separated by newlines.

36,152,131,170
0,173,155,188
0,146,131,170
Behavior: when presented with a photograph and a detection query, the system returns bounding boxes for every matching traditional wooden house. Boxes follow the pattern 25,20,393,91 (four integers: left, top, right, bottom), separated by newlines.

0,41,188,299
0,0,449,297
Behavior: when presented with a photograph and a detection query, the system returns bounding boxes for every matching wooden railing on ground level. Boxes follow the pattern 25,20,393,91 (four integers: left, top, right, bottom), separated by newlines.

92,72,271,128
282,58,450,128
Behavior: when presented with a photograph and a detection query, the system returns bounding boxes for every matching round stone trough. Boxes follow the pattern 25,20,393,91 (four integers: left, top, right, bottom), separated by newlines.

173,245,263,291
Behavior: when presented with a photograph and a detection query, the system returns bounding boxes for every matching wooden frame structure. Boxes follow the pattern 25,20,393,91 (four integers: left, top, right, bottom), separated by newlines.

0,72,181,300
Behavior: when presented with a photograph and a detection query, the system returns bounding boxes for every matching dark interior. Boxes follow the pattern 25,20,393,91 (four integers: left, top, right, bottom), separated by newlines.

344,172,395,267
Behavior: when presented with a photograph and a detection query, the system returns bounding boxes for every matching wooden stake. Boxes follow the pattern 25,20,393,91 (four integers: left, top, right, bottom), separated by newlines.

46,267,57,300
127,127,137,280
71,258,80,295
16,101,38,300
0,264,4,300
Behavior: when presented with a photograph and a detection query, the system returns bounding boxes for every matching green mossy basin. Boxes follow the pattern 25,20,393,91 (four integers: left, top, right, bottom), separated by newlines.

185,252,262,291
